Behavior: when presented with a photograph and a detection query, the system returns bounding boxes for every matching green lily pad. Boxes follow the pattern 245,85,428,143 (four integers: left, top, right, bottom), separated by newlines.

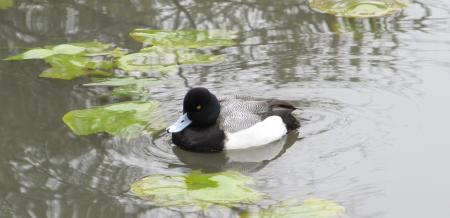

40,55,112,80
84,77,161,99
130,29,237,48
241,198,346,218
131,170,264,209
5,42,119,60
138,47,225,65
69,42,117,56
117,47,224,73
309,0,408,18
69,42,127,57
6,48,55,60
52,44,86,55
84,77,160,87
0,0,13,10
109,85,146,99
63,101,163,136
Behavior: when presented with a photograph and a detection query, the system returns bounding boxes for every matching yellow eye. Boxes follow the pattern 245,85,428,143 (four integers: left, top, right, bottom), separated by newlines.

196,105,202,110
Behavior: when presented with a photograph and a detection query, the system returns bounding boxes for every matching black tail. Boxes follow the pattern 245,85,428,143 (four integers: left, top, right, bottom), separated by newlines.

264,99,301,132
270,110,300,132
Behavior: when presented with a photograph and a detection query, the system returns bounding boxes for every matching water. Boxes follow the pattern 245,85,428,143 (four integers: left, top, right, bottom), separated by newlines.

1,0,450,217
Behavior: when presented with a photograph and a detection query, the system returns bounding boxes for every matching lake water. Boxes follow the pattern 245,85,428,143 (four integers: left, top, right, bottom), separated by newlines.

1,0,450,217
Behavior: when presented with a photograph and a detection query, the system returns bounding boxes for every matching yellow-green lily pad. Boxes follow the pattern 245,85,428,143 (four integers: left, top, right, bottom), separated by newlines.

130,29,237,48
40,55,112,80
241,198,346,218
131,170,264,209
63,101,164,136
309,0,408,18
5,42,119,60
0,0,13,10
6,48,55,60
84,77,161,99
84,77,160,87
117,47,223,72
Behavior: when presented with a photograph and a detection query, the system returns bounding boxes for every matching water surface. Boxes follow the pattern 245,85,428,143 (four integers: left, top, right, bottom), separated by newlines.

1,0,450,217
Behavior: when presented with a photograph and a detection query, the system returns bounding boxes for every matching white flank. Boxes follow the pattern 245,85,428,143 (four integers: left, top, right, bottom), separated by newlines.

225,116,287,150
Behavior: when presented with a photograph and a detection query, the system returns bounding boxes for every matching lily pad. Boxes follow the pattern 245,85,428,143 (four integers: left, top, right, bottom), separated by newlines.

117,47,224,73
117,52,178,73
84,77,161,99
0,0,13,10
5,49,55,60
5,42,119,60
63,101,164,136
131,170,264,209
139,46,224,64
109,85,147,99
130,29,237,48
84,77,160,87
309,0,408,18
241,198,346,218
52,44,86,55
40,55,112,80
68,42,118,56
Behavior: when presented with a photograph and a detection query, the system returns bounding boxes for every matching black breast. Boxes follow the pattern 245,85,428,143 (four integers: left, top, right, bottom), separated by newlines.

172,122,225,153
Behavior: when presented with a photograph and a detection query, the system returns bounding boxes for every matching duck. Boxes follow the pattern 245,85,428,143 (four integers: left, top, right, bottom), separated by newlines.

167,87,300,153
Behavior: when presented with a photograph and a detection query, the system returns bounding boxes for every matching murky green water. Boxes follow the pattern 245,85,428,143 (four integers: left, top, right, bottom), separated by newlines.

1,0,450,217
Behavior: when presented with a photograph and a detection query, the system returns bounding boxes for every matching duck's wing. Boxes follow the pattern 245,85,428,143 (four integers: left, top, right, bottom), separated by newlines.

231,96,297,111
218,96,270,133
219,96,300,133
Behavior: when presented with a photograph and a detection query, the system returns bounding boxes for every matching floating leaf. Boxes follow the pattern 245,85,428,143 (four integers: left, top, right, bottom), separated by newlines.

117,47,223,73
63,101,163,136
109,85,146,99
68,42,127,57
109,47,129,58
139,47,225,65
84,77,160,87
117,52,179,73
131,170,264,209
40,55,112,80
70,42,114,54
84,77,161,99
5,42,119,60
241,198,346,218
130,29,237,48
0,0,13,10
52,44,86,55
5,49,55,60
309,0,408,18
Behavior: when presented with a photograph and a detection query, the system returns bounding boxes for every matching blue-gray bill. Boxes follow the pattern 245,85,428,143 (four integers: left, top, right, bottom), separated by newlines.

166,113,192,133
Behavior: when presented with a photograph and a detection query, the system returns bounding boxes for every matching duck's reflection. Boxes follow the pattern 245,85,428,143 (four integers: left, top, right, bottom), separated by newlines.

170,131,299,172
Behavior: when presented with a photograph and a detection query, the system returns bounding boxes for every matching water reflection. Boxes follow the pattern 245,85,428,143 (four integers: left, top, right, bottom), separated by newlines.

171,131,299,172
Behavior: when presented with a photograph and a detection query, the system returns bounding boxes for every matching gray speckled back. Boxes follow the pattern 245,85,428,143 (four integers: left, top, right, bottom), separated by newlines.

218,96,271,133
